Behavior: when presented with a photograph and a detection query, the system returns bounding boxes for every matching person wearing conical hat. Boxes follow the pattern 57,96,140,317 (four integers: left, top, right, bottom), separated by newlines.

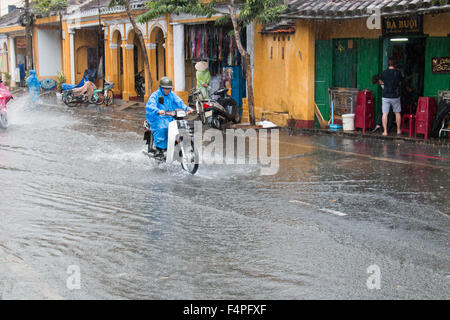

195,61,211,99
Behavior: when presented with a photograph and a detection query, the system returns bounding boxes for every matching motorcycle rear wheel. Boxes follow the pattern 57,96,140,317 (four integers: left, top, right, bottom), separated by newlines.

104,90,114,106
233,111,241,124
64,93,78,107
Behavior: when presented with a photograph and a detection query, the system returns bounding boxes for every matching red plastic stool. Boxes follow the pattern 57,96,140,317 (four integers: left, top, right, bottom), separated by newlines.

401,114,415,138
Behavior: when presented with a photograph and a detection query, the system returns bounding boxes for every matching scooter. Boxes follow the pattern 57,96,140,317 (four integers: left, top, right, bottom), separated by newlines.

62,75,90,107
190,87,240,130
0,82,13,129
143,99,199,174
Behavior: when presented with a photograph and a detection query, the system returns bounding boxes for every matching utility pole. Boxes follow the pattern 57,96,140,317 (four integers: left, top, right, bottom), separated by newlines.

25,0,33,71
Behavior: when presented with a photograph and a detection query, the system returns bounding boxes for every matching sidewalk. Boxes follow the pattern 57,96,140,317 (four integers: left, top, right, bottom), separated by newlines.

285,126,450,147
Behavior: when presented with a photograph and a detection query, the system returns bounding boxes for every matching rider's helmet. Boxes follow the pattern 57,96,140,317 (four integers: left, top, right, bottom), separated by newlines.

159,77,173,89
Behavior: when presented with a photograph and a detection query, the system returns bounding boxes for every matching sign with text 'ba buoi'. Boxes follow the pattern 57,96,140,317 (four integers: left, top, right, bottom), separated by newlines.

382,15,423,36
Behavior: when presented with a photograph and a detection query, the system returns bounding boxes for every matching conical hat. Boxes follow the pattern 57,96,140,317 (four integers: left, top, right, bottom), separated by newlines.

195,61,209,71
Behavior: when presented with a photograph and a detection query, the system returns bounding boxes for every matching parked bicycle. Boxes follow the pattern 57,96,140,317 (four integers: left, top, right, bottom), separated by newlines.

90,81,115,106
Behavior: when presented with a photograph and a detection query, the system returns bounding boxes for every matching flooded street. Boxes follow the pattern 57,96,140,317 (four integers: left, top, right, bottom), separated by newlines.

0,95,449,299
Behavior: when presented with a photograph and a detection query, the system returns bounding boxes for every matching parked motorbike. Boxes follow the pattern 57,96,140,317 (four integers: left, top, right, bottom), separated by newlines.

135,70,145,98
63,88,90,107
0,82,13,129
190,87,240,130
90,81,115,106
143,103,199,174
62,75,89,107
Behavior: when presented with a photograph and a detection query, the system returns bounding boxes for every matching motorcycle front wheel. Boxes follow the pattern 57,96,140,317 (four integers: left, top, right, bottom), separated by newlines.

92,93,103,105
64,92,78,107
180,138,199,174
0,111,8,129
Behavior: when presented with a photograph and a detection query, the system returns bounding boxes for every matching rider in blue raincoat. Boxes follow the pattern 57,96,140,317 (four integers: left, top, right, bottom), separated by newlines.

26,70,41,103
145,77,192,154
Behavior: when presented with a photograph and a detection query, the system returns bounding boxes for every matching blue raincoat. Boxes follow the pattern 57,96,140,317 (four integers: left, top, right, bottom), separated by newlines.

26,70,41,103
145,88,190,149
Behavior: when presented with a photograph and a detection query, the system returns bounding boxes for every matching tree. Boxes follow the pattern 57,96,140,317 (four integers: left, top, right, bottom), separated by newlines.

32,0,67,15
109,0,153,96
24,0,33,71
137,0,286,125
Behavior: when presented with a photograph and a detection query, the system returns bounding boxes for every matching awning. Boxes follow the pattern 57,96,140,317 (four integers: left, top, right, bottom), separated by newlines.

284,0,450,19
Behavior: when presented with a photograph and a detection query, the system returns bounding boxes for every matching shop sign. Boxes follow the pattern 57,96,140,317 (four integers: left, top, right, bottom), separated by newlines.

432,57,450,74
16,38,26,48
382,15,423,36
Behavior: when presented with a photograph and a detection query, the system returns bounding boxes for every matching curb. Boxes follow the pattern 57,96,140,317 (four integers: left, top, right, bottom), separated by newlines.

284,127,450,147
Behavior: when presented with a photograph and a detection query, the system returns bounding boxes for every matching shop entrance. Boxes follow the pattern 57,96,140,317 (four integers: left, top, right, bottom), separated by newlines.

382,37,426,113
184,23,246,108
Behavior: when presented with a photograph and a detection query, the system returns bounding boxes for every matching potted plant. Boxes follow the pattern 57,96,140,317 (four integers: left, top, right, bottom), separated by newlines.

2,72,11,89
56,71,65,101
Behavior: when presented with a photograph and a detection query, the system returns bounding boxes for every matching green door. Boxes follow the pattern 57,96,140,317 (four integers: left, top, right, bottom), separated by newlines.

333,39,358,88
424,36,450,101
314,40,333,127
357,38,382,116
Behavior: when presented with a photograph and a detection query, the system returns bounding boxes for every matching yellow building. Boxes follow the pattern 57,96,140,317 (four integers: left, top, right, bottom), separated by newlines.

254,0,450,128
0,1,250,113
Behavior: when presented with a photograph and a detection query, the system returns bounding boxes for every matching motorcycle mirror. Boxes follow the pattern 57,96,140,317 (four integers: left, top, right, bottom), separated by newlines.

158,97,164,105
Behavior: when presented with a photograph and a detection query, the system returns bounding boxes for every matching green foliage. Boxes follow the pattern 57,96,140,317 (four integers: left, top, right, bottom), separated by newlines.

56,71,66,91
108,0,126,7
136,0,286,28
32,0,68,16
2,72,11,88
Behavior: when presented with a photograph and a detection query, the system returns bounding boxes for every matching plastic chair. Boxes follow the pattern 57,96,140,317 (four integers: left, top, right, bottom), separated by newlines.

401,114,415,138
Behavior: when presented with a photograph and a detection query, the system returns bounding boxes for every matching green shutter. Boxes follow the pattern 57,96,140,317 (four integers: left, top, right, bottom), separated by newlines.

315,40,333,127
357,38,382,116
333,39,358,88
424,37,450,100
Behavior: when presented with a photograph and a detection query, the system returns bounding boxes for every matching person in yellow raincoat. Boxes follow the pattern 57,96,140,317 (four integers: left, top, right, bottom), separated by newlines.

195,61,211,99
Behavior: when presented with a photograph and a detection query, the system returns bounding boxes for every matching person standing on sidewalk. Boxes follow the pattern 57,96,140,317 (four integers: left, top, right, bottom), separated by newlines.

379,59,404,136
195,61,211,99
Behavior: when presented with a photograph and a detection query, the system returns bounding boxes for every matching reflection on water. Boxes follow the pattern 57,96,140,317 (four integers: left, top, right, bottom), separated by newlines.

0,95,449,299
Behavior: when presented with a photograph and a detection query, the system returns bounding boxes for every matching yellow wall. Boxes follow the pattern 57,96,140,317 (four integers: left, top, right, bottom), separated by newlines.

104,18,168,101
254,20,316,125
315,18,381,40
424,12,450,37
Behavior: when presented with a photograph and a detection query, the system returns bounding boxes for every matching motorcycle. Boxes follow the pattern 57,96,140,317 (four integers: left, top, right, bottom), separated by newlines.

135,70,145,98
90,80,115,106
62,75,90,107
143,100,199,174
0,82,13,129
190,87,240,130
63,88,90,107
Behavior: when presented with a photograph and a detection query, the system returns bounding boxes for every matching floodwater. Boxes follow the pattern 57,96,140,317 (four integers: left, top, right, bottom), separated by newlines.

0,94,449,299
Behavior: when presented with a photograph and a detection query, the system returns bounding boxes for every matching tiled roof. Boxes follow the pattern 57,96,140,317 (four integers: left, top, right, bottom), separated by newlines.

260,19,296,33
285,0,450,19
0,7,24,28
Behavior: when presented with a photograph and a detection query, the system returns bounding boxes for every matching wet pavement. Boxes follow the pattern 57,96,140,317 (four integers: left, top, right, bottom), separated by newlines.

0,94,449,299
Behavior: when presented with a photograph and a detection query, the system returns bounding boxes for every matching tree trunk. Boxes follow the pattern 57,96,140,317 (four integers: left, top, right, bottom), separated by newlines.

25,0,33,71
228,1,255,125
124,0,152,96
